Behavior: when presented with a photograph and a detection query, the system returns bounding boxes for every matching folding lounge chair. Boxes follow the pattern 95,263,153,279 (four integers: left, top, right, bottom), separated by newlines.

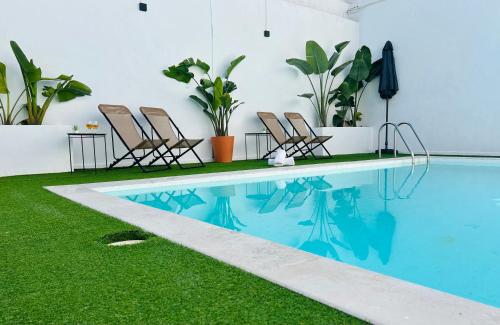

284,112,333,158
256,112,307,159
140,107,205,169
98,104,171,172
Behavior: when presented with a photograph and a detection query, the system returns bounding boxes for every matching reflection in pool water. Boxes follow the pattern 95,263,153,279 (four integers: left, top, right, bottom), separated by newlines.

118,164,500,307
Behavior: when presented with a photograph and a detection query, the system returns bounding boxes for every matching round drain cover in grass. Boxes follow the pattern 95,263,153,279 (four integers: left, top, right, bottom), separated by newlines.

101,230,154,246
108,239,145,247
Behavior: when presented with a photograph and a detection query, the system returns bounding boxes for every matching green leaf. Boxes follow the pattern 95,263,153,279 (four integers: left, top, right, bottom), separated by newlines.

331,60,353,77
223,80,237,93
212,77,223,109
196,86,214,104
200,78,213,89
348,46,371,82
180,58,196,67
56,74,72,81
298,93,314,99
220,93,232,109
163,65,194,83
56,80,92,102
286,58,313,75
335,41,350,53
10,41,42,84
42,86,56,98
225,55,245,79
0,62,8,94
306,40,329,74
328,52,339,70
189,95,208,110
366,58,382,82
195,59,210,74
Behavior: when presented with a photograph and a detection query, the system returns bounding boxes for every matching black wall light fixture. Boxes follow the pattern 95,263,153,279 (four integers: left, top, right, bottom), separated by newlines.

139,2,147,12
264,0,270,37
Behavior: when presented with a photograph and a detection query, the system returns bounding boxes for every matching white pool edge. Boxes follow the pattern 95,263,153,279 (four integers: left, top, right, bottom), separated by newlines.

46,157,500,325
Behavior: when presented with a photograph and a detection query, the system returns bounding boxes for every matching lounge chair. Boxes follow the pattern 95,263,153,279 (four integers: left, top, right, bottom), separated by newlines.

284,112,333,158
98,104,171,172
256,112,307,159
140,107,204,169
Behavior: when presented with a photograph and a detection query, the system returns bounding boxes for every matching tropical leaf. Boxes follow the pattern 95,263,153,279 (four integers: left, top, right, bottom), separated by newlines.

42,86,56,98
56,74,72,81
298,93,314,99
189,95,208,110
331,60,353,77
286,58,313,75
195,59,210,73
163,65,193,83
348,46,371,82
223,80,237,93
366,58,382,82
220,93,232,109
196,86,213,103
212,77,223,109
306,40,329,74
335,41,350,53
10,41,41,84
56,80,92,102
200,78,213,89
0,62,8,94
359,46,372,66
180,58,196,67
328,52,340,70
225,55,246,79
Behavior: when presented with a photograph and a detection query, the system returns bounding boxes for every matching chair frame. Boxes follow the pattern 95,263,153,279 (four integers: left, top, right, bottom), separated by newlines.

140,107,205,169
99,105,172,173
257,113,308,160
284,112,333,159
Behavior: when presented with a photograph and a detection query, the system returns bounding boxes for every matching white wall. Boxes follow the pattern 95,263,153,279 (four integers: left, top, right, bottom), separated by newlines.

356,0,500,155
1,0,358,168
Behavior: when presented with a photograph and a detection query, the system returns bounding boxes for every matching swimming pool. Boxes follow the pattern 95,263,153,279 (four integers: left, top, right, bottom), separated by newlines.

109,159,500,308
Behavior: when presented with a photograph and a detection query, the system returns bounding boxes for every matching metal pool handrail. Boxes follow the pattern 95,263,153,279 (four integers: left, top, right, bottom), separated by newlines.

397,122,430,166
378,122,415,167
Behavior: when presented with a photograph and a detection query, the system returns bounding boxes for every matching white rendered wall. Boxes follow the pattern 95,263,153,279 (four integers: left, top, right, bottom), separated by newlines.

356,0,500,155
0,0,358,169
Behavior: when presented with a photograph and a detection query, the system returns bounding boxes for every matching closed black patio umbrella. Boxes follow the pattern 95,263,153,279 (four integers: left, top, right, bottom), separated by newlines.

378,41,399,154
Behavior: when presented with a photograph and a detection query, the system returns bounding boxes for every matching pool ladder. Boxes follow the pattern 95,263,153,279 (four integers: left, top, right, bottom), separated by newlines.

377,165,429,200
378,122,430,167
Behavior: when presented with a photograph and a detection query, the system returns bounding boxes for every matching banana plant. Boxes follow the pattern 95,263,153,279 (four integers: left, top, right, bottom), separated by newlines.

163,55,245,136
331,46,382,127
0,62,25,125
10,41,92,125
286,40,352,127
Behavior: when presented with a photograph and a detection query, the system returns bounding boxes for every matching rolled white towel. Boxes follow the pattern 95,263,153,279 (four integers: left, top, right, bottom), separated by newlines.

274,149,287,164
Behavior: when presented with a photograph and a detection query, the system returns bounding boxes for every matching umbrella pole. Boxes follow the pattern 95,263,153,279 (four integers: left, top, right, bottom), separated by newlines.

384,98,389,150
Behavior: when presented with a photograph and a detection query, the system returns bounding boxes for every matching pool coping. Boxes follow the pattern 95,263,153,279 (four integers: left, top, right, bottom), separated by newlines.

46,157,500,325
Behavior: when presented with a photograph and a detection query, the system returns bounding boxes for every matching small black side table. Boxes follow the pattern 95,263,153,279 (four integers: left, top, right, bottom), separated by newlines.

68,133,108,172
245,132,271,160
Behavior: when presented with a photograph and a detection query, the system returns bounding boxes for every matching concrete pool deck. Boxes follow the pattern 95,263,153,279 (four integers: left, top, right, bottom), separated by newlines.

47,157,500,325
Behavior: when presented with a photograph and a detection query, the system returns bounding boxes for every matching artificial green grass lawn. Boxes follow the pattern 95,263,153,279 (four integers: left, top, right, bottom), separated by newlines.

0,154,384,325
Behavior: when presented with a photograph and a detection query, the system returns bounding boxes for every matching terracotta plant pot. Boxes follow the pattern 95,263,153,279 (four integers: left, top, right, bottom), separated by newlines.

211,136,235,163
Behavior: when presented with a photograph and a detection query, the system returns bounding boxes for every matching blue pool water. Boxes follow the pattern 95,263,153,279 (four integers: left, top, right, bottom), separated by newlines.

110,161,500,307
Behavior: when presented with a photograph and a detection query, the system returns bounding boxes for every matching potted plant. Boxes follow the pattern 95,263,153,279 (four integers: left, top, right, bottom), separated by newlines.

288,42,382,155
310,46,382,156
163,55,245,163
331,46,381,127
0,41,92,177
286,40,352,127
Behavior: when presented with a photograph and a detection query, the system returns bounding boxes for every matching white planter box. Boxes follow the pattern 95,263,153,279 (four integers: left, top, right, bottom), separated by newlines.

0,125,71,177
313,126,374,155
